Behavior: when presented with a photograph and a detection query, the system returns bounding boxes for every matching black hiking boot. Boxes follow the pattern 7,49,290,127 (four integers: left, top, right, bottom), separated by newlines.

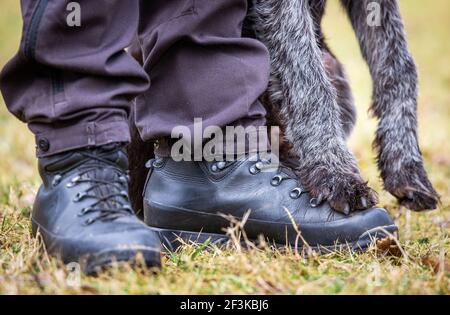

143,154,397,252
32,143,161,274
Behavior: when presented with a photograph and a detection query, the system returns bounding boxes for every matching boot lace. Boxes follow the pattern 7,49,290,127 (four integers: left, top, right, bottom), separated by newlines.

52,151,133,225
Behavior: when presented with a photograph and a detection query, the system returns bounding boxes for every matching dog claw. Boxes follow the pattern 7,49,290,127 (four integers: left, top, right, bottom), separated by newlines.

360,197,368,209
317,194,325,204
297,162,377,215
343,203,350,215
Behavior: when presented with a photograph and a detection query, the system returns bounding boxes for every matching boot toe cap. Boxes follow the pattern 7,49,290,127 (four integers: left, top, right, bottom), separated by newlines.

299,207,397,248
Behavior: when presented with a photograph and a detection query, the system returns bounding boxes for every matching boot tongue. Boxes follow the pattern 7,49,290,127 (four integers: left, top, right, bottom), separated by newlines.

37,144,131,220
88,165,120,182
86,166,127,211
71,145,129,212
95,143,129,170
72,145,130,215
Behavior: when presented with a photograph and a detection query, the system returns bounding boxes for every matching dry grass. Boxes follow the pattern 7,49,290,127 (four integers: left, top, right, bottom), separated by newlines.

0,0,449,294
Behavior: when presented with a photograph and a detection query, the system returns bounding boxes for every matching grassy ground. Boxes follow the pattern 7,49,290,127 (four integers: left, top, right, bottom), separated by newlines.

0,0,449,294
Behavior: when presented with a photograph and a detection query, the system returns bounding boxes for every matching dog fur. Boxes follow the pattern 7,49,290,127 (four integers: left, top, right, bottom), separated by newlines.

128,0,439,214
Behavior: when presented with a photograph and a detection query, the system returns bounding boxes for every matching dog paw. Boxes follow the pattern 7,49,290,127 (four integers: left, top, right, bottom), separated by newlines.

382,162,440,211
298,167,378,215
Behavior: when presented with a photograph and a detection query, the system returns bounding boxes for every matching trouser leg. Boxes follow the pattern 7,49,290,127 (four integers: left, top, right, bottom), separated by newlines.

0,0,149,157
134,0,270,142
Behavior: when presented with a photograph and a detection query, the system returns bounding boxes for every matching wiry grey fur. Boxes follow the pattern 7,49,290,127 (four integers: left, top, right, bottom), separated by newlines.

341,0,438,210
128,0,438,214
251,0,439,212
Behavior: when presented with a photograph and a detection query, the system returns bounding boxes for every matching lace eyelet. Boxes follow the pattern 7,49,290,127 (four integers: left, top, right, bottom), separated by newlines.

66,175,80,188
153,158,164,168
73,192,86,202
78,206,92,216
211,161,227,173
255,162,264,170
145,159,154,168
52,175,62,187
249,165,260,175
271,175,283,186
84,218,95,225
289,187,303,199
119,176,128,184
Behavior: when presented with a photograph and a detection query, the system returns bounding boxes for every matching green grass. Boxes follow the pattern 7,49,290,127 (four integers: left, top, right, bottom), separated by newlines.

0,0,449,294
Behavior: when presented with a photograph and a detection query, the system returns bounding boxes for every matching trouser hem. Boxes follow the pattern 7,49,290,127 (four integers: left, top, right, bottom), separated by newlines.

34,120,130,157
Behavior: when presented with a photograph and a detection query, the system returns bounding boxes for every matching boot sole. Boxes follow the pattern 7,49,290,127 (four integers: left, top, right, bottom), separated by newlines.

145,200,398,253
81,247,162,275
152,224,399,253
32,218,162,275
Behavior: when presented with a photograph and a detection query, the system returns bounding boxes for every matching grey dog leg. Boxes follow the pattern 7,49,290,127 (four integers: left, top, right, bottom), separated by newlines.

253,0,377,213
341,0,439,210
322,47,356,138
